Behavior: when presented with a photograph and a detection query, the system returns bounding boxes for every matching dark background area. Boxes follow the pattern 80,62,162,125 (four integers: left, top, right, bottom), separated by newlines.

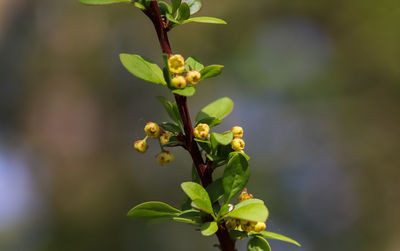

0,0,399,250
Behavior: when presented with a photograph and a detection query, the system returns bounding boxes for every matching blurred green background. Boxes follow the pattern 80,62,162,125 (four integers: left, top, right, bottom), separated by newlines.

0,0,399,250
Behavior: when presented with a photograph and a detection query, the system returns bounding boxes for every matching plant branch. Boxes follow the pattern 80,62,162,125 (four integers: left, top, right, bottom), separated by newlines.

143,1,236,250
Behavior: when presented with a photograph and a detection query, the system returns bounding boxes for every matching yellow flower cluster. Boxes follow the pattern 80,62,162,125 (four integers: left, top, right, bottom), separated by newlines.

231,126,245,152
133,122,175,166
168,54,202,89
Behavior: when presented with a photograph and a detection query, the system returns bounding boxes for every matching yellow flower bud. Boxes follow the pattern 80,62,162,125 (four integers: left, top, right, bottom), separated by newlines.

133,139,148,153
253,222,266,232
238,188,253,202
240,220,256,232
159,131,172,144
186,70,201,85
231,126,243,138
194,123,210,139
157,150,174,166
231,138,245,151
168,54,185,74
144,122,160,139
171,76,187,89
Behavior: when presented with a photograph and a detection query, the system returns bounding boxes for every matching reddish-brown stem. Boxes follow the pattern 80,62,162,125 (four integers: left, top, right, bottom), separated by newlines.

143,1,235,250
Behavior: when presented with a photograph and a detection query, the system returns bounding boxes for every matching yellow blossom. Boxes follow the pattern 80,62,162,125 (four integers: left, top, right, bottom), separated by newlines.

186,70,201,85
168,54,185,74
171,76,187,89
194,123,210,139
144,122,160,138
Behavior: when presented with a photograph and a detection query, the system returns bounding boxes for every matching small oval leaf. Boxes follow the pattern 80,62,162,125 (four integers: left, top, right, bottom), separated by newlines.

79,0,131,5
259,231,301,247
183,17,227,25
225,199,269,222
181,182,214,215
196,97,234,123
127,201,181,220
172,86,196,96
247,236,271,251
201,221,218,236
223,153,250,203
120,54,166,85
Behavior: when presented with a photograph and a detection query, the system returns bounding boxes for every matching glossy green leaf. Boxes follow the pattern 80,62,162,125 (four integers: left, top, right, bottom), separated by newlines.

211,132,233,151
195,97,234,123
127,201,181,220
166,13,180,24
183,17,227,25
200,65,224,80
225,199,269,222
158,1,172,15
79,0,131,5
177,2,190,21
181,182,214,215
223,153,249,203
171,0,182,14
157,96,180,123
259,231,301,247
195,138,211,153
196,117,222,127
172,86,196,96
206,178,224,203
120,54,166,85
248,236,271,251
161,122,182,133
201,221,218,236
185,57,204,71
182,0,202,15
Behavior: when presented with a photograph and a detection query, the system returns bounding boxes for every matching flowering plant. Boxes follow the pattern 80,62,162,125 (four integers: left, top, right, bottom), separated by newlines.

80,0,300,250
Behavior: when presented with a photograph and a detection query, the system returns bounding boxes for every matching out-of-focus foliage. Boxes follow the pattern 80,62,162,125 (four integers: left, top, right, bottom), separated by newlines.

0,0,399,251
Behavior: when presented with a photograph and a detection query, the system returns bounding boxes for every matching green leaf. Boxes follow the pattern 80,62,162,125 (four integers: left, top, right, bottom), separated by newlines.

229,151,250,161
195,97,234,123
183,17,227,25
133,2,146,10
181,182,214,215
120,54,166,85
157,96,181,123
248,236,271,251
172,86,196,96
206,178,224,203
182,0,202,15
158,1,172,15
185,57,204,71
200,65,224,80
171,0,182,14
195,138,211,153
211,132,233,151
177,2,190,21
161,122,182,133
258,231,301,247
223,153,250,203
196,117,222,127
127,201,181,220
201,221,218,236
230,230,248,240
172,209,202,224
79,0,131,5
217,203,232,218
225,199,269,222
166,13,180,24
